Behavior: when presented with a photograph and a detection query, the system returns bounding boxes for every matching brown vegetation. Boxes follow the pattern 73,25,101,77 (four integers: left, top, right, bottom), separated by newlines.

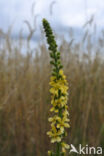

0,19,104,156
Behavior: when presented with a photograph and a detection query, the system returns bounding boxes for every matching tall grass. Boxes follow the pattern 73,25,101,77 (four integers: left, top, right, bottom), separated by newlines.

0,17,104,156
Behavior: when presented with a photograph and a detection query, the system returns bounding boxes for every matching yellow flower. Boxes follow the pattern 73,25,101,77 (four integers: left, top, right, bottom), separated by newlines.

63,109,69,116
48,116,61,123
51,136,61,143
50,107,59,113
59,69,64,76
50,88,58,96
50,76,56,81
61,142,70,153
47,127,62,143
48,151,52,156
57,118,70,130
47,125,62,137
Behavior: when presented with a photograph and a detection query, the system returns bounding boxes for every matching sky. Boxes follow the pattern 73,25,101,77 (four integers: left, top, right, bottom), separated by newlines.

0,0,104,35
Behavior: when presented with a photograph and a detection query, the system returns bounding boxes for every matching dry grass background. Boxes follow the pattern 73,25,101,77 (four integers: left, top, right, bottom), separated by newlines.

0,15,104,156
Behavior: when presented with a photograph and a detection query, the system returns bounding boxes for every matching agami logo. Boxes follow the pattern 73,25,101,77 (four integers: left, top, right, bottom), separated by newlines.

70,144,103,155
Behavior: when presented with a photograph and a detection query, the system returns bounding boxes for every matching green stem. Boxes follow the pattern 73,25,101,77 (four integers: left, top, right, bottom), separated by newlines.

56,143,61,156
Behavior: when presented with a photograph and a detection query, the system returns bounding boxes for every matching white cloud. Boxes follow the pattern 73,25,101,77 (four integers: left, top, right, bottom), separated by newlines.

0,0,104,33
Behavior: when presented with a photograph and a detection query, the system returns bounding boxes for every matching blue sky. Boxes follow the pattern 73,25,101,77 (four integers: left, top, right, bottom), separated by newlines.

0,0,104,34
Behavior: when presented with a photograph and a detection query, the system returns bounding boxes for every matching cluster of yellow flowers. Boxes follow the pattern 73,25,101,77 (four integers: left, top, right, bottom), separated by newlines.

47,69,70,154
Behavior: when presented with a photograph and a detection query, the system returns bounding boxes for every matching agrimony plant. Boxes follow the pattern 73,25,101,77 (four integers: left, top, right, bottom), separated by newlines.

42,19,70,156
